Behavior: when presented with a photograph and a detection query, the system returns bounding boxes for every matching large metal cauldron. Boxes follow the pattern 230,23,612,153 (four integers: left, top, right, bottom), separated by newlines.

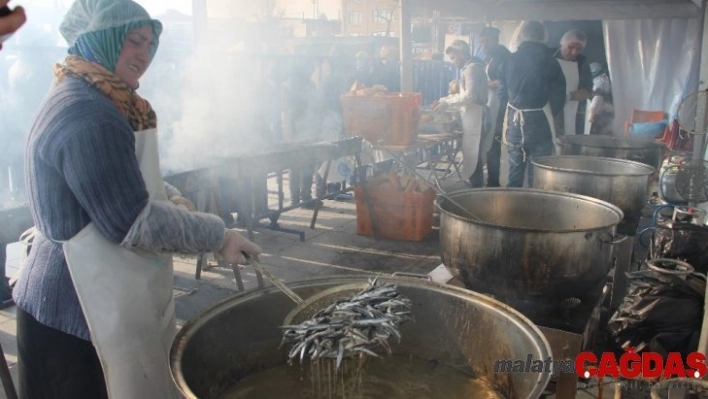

171,276,552,399
532,156,655,216
439,189,624,301
559,135,663,169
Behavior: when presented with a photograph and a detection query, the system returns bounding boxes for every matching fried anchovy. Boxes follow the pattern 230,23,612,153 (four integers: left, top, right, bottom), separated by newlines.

281,279,413,368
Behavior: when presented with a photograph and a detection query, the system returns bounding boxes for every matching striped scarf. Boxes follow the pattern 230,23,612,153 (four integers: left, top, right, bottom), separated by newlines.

54,55,157,131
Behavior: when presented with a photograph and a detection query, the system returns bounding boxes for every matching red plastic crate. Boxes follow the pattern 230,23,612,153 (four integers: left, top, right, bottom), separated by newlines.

341,92,422,146
354,183,436,242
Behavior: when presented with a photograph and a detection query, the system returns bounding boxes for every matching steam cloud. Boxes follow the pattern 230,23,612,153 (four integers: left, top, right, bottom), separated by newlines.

147,32,271,175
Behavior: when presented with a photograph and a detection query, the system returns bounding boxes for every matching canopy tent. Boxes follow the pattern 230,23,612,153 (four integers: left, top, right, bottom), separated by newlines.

401,0,707,151
412,0,702,21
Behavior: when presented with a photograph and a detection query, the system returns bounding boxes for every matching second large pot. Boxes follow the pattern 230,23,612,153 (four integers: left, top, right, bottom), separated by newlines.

532,156,655,217
558,135,663,169
439,189,624,301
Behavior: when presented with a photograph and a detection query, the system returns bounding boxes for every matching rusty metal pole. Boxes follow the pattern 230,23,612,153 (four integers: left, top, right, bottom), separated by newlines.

399,0,413,92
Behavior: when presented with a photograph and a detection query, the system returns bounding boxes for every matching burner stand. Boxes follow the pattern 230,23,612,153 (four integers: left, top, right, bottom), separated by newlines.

444,271,608,398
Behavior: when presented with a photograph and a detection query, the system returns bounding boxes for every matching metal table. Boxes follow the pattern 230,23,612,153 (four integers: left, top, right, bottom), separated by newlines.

164,138,364,287
230,138,363,243
370,132,464,190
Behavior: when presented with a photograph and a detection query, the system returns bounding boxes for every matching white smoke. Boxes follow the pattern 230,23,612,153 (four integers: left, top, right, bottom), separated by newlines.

147,27,273,174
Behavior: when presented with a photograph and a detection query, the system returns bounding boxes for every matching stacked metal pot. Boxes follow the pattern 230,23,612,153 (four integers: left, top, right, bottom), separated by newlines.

439,135,662,303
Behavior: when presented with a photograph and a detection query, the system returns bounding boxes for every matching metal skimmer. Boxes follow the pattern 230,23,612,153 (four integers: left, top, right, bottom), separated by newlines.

280,278,413,369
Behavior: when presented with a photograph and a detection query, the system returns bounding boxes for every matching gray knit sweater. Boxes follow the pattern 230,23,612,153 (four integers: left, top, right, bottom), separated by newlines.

14,76,225,340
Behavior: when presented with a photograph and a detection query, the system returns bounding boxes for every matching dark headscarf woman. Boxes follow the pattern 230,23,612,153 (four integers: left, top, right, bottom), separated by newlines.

14,1,262,398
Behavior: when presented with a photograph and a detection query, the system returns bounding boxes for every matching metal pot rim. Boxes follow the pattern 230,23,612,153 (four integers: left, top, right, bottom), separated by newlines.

559,135,664,150
170,275,553,399
531,156,656,176
437,188,624,233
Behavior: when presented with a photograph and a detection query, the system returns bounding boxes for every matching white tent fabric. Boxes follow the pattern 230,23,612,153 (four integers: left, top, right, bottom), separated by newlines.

603,18,702,135
418,0,701,22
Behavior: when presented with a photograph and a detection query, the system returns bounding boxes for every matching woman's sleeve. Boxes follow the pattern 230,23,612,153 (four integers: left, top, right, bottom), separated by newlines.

59,117,226,254
59,119,150,243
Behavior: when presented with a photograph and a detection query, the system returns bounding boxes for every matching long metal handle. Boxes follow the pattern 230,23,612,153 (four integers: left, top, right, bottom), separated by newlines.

379,146,482,221
391,272,432,281
247,255,304,305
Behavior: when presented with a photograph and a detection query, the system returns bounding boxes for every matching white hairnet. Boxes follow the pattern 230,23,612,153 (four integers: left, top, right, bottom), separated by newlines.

59,0,162,46
560,29,587,48
509,21,548,52
446,40,471,55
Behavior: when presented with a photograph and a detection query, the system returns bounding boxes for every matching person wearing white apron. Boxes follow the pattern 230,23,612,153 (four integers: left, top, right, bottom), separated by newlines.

474,26,511,187
552,29,594,142
434,40,489,187
13,1,263,398
499,21,567,188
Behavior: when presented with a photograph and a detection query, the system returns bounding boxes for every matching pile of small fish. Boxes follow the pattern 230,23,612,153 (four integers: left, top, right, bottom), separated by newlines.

280,280,413,369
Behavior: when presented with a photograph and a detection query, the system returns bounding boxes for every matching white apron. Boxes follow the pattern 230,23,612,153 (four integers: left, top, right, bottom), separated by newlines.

557,58,580,137
460,103,486,181
502,103,557,155
63,128,179,399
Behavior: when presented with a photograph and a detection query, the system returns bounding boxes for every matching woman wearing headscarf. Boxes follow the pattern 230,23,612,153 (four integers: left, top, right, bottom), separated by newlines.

13,0,262,397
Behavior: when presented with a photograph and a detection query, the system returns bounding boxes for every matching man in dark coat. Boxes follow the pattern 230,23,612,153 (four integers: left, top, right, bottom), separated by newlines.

499,21,566,188
474,26,511,187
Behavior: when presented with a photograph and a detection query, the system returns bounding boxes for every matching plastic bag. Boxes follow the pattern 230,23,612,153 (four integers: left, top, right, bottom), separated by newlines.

608,270,704,358
650,224,708,274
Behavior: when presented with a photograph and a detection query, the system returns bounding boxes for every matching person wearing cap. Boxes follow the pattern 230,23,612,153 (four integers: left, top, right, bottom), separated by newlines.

354,50,376,87
553,29,593,136
13,0,263,397
474,26,511,187
0,0,25,51
588,62,614,135
371,45,400,92
434,40,489,187
500,21,566,188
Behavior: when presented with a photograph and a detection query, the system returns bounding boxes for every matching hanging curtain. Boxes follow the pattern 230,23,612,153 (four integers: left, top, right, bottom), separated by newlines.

603,18,701,135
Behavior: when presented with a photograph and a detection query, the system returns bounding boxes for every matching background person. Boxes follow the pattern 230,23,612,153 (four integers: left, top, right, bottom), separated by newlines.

500,21,566,188
475,26,510,187
588,62,614,135
434,40,488,187
553,29,593,136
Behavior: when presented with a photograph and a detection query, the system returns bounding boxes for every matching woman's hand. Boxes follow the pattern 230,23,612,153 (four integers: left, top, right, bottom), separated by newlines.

217,230,263,265
169,195,196,211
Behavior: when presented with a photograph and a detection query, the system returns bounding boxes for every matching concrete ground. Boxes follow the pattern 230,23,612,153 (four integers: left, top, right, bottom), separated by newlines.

0,153,625,398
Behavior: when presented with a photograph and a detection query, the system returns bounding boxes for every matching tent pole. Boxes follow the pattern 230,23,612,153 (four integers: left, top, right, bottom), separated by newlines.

399,0,413,92
694,0,708,163
696,0,708,369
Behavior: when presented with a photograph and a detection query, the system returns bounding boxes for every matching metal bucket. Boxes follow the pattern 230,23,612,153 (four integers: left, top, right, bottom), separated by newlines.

558,135,664,169
439,188,624,301
170,276,553,399
531,156,655,217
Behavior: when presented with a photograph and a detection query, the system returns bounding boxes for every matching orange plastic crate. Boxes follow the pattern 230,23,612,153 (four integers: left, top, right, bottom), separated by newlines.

341,92,422,146
354,183,436,242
